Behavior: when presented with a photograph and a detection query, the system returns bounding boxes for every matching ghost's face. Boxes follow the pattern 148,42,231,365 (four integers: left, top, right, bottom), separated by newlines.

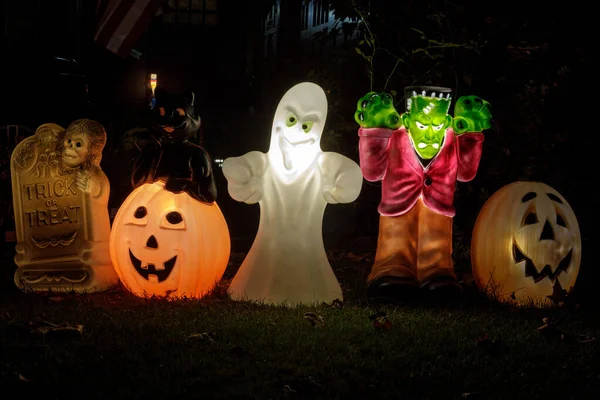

62,132,90,168
270,82,327,173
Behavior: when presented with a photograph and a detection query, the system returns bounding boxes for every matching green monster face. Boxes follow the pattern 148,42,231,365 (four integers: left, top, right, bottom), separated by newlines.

401,87,453,160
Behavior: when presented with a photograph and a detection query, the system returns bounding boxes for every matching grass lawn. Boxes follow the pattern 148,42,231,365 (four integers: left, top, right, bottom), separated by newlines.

1,239,599,400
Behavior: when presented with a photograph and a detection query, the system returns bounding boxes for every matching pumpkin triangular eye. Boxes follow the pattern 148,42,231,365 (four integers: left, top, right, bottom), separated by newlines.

556,213,567,227
523,212,538,225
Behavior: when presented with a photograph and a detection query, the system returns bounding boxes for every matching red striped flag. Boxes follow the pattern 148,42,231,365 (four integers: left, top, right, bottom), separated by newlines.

94,0,165,58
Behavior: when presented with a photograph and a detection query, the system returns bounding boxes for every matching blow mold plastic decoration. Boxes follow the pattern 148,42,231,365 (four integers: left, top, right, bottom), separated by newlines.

109,181,231,298
471,182,581,306
223,82,363,306
11,120,118,292
109,86,231,298
131,86,217,204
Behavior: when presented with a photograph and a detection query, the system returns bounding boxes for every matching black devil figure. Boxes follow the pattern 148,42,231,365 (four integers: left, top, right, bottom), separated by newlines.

131,87,217,203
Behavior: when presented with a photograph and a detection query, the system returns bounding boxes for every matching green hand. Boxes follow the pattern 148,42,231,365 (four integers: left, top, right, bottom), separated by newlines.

354,92,402,129
452,95,492,134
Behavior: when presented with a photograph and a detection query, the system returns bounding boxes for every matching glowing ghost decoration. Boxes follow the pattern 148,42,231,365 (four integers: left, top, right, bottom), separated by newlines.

471,182,581,306
222,82,363,305
109,181,231,298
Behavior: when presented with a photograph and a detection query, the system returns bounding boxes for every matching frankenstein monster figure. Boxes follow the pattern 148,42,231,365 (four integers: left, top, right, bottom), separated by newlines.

355,86,491,300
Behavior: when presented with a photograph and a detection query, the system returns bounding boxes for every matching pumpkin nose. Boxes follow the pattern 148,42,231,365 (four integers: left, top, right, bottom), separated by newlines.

539,220,554,241
146,235,159,249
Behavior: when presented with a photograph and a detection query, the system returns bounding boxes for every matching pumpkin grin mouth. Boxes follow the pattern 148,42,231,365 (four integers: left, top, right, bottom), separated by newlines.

129,249,177,283
513,243,572,283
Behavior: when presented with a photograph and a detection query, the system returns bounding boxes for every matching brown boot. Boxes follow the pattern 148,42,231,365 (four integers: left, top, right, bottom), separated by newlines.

367,209,420,301
416,202,462,300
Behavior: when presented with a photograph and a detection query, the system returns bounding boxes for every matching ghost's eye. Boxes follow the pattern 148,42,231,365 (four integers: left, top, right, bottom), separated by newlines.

161,211,186,230
301,121,314,133
286,113,298,127
415,122,427,130
433,123,444,131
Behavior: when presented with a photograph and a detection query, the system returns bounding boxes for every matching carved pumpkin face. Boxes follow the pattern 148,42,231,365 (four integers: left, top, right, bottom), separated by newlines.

471,182,581,306
109,181,231,298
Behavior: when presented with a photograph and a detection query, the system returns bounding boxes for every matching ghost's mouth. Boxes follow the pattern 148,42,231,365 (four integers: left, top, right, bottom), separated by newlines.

129,249,177,283
282,135,316,147
513,243,572,283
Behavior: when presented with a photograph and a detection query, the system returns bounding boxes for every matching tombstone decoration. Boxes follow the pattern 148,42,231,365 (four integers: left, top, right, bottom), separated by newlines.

10,120,118,292
471,182,581,306
223,82,363,306
109,87,230,298
354,86,492,301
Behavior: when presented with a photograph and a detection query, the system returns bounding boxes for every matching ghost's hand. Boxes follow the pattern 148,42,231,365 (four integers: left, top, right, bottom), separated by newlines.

319,153,363,204
452,95,492,134
222,152,267,204
76,170,91,193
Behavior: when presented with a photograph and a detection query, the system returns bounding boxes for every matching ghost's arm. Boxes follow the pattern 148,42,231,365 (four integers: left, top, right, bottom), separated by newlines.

319,153,363,204
222,151,267,204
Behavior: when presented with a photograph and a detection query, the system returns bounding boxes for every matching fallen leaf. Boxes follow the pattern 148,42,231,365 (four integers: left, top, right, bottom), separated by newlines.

330,299,344,309
575,334,596,344
462,392,485,398
475,334,493,346
369,311,392,331
304,312,325,327
283,385,296,393
188,332,216,343
537,319,567,341
47,297,64,302
31,321,83,337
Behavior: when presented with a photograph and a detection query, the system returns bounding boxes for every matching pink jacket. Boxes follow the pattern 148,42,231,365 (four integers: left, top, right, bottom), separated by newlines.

358,127,484,217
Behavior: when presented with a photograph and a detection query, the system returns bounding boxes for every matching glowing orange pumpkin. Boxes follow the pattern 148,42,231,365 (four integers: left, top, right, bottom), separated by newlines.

471,182,581,306
109,181,231,298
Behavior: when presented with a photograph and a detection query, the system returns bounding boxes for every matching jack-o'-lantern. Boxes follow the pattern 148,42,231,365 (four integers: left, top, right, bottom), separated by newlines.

471,182,581,306
109,181,231,298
